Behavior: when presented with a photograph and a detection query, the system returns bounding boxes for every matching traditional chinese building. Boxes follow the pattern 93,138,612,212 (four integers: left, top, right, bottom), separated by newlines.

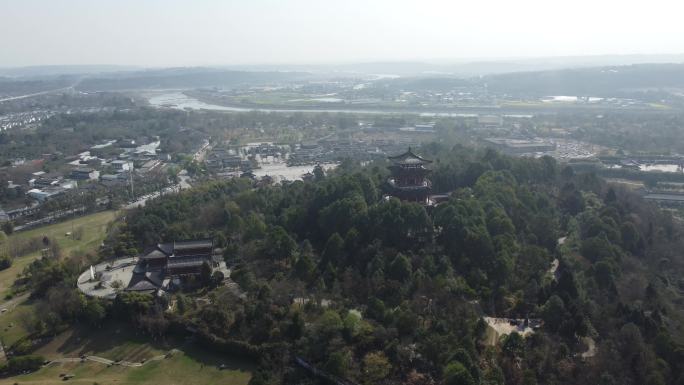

140,238,218,276
387,148,432,204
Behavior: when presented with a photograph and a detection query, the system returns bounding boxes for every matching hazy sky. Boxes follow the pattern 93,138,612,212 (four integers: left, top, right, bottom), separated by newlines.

2,0,684,67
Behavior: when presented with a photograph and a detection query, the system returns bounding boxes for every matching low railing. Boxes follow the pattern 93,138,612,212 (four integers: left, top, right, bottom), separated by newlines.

295,357,359,385
388,178,432,189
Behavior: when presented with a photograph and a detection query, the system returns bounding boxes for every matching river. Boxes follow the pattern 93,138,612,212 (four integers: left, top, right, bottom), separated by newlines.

146,92,533,118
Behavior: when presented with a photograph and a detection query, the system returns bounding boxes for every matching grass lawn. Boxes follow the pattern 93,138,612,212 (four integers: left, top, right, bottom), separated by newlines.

2,323,255,385
0,351,253,385
0,211,119,346
7,210,118,256
0,300,36,347
0,255,35,298
33,323,169,362
0,210,118,297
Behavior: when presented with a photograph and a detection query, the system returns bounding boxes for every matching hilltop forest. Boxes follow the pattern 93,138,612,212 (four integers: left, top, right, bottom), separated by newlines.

14,143,684,385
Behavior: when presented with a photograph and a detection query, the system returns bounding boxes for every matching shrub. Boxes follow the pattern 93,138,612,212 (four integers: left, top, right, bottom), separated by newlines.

0,255,11,271
4,355,45,374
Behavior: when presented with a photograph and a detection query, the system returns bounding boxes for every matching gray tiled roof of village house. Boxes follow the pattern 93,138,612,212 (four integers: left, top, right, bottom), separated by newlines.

173,239,213,250
158,243,174,255
167,259,207,268
145,271,164,286
126,279,158,292
142,249,167,260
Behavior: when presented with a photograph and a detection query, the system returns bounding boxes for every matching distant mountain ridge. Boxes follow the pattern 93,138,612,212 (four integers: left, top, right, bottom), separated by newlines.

481,63,684,96
3,60,684,98
3,54,684,78
0,65,141,78
220,54,684,77
369,63,684,97
75,68,311,91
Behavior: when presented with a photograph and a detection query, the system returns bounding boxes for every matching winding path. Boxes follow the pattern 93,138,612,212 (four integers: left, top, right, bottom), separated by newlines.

45,349,178,368
581,337,597,359
0,292,30,313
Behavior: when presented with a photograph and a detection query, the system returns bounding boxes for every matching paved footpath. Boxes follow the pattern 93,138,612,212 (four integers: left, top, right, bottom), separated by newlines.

46,350,177,368
0,293,30,313
0,342,7,363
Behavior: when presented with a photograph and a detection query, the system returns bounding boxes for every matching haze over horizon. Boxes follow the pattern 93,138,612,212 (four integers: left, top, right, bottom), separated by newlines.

3,0,684,68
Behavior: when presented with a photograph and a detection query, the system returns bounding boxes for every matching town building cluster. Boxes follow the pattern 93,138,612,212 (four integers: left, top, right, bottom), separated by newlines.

0,136,178,225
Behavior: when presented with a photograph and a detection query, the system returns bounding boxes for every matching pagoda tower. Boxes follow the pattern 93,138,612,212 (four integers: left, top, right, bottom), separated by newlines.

387,147,432,204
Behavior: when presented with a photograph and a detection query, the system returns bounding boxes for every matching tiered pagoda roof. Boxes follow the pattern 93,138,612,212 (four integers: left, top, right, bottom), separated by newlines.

386,148,433,204
388,147,433,166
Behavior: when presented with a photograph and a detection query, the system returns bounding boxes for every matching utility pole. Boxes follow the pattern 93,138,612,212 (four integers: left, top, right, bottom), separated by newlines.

129,161,134,199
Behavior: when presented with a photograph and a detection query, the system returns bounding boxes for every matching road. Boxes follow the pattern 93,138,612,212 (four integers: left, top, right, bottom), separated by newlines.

124,182,186,209
0,78,82,103
193,140,211,162
124,190,169,209
123,168,194,209
0,87,71,103
14,206,88,232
